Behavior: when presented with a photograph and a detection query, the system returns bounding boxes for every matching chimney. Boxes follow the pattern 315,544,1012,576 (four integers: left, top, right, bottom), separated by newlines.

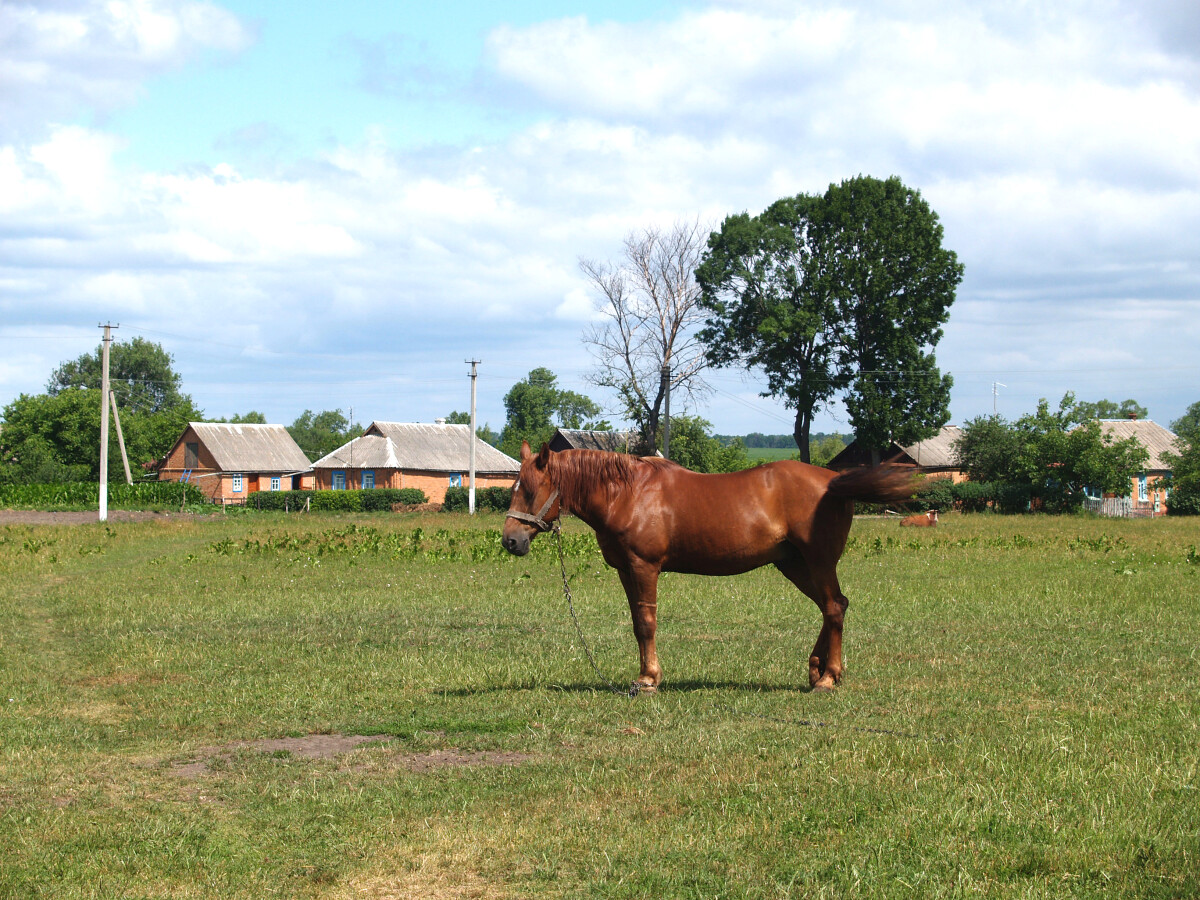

1126,413,1138,420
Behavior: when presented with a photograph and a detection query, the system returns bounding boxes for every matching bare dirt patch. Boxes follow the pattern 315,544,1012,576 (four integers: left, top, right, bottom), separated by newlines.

168,733,534,779
171,733,394,777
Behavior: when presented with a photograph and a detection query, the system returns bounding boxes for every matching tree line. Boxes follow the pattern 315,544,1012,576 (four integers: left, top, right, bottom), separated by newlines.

3,170,1197,511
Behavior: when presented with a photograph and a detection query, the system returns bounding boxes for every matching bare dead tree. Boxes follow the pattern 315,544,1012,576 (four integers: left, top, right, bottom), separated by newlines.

580,218,713,454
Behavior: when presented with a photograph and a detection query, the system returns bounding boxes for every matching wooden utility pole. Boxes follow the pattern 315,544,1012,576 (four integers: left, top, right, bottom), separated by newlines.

466,359,480,515
110,391,132,485
98,322,117,521
660,364,672,459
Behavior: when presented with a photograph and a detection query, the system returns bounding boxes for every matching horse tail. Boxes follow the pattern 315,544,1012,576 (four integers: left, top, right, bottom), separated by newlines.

824,465,918,504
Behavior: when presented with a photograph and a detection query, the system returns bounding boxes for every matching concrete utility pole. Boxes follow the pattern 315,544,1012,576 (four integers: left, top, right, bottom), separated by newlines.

466,359,480,515
98,322,117,521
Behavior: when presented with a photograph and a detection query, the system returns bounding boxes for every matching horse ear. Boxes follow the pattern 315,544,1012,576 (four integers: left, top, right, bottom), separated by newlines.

536,443,551,468
520,440,532,461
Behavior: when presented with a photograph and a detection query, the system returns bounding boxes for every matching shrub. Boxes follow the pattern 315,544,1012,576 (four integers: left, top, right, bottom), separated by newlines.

913,477,955,512
953,480,994,513
995,482,1033,514
443,486,512,512
0,481,205,510
247,488,428,512
1167,477,1200,516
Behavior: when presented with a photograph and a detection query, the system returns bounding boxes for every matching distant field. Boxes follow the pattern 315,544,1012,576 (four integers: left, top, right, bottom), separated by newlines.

745,446,799,462
2,510,1198,898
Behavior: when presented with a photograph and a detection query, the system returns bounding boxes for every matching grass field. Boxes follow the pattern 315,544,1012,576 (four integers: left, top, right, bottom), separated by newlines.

1,510,1197,898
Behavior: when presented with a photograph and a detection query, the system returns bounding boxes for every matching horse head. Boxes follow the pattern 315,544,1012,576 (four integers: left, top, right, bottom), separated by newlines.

501,441,562,557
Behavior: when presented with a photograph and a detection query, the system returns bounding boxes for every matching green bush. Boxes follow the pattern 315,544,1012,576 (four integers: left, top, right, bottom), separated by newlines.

246,488,427,512
953,480,994,513
913,477,955,512
1167,477,1200,516
995,482,1033,514
443,486,512,512
0,481,205,510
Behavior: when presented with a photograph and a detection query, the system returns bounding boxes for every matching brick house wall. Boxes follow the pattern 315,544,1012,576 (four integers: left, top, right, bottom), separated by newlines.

312,467,513,504
157,424,315,502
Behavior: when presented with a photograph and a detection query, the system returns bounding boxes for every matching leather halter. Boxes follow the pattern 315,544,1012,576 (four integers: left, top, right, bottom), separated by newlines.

505,487,560,532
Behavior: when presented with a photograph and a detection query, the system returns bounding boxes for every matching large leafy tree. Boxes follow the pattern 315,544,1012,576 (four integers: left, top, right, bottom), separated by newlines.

2,339,202,482
697,196,841,461
660,414,750,473
1165,401,1200,515
1070,398,1148,421
287,410,361,462
819,176,959,459
498,368,606,458
700,176,961,463
954,393,1149,510
48,337,193,416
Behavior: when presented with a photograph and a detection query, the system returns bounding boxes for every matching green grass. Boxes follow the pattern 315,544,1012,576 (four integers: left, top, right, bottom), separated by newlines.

1,511,1198,898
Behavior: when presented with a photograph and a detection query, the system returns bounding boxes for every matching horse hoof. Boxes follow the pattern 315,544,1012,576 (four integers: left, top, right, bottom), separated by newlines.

811,682,836,694
631,682,657,696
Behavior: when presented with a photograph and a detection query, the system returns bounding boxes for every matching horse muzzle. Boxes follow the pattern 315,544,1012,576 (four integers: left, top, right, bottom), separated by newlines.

501,522,532,556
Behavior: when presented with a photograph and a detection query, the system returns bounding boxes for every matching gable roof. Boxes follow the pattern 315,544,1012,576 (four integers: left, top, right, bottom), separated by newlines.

185,423,312,473
897,426,964,469
311,422,519,475
551,428,639,452
1095,419,1178,471
827,425,963,470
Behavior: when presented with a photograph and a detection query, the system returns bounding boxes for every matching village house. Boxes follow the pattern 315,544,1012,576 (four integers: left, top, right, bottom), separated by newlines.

826,425,967,481
157,422,314,503
310,421,520,505
1091,418,1178,517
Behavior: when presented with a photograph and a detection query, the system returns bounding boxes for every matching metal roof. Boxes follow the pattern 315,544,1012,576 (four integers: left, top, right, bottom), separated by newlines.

898,426,964,469
552,428,639,452
311,422,520,474
1095,419,1179,471
188,423,312,473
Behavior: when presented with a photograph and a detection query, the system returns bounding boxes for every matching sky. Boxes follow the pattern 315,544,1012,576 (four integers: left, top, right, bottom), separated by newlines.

2,0,1198,443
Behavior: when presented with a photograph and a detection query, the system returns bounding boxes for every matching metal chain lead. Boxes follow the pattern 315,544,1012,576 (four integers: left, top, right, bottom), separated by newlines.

551,526,939,736
553,524,641,697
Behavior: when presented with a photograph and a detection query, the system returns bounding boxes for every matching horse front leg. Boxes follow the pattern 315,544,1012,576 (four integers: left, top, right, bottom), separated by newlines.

616,565,662,692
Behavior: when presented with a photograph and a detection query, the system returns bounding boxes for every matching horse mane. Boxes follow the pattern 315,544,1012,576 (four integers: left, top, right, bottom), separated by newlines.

547,450,653,512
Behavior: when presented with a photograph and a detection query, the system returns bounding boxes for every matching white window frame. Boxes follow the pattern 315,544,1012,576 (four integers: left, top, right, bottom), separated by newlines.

1138,475,1148,502
449,473,463,487
332,471,346,491
362,470,375,490
231,473,244,493
270,477,281,491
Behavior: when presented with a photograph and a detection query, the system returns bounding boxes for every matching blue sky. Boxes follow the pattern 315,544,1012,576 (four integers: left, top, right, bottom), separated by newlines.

2,0,1198,442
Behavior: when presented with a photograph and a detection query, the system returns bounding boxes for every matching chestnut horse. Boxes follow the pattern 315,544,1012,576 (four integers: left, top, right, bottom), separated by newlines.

502,442,916,693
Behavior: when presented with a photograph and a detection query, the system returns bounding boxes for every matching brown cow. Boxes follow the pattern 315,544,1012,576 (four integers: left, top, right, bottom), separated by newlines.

900,509,938,527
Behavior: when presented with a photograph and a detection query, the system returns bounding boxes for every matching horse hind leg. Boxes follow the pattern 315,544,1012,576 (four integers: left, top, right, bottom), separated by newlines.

774,557,849,692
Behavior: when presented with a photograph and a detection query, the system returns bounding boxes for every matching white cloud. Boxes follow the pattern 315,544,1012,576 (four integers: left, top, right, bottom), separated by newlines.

0,0,251,141
1,0,1198,432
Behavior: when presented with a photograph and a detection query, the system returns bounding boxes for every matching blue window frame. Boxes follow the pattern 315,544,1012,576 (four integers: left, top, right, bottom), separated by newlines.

449,473,463,487
362,470,375,490
270,477,281,491
1138,476,1148,502
231,473,243,493
332,471,346,491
